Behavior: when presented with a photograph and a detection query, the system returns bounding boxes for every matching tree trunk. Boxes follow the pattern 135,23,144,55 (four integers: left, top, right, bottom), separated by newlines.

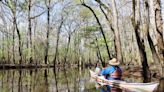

132,0,150,82
12,20,15,64
12,9,22,64
7,30,10,63
144,0,160,65
53,19,64,68
15,18,22,65
28,0,33,63
44,0,51,64
153,0,164,65
64,34,71,66
111,0,123,63
2,34,5,62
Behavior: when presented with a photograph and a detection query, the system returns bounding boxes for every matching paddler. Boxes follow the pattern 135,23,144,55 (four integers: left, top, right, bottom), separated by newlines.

100,58,122,92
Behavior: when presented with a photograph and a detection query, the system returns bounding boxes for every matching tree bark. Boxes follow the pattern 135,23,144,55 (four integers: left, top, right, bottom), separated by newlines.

12,17,15,64
153,0,164,65
15,18,22,64
132,0,150,82
28,0,33,63
44,0,51,64
53,19,64,68
144,0,160,65
111,0,123,63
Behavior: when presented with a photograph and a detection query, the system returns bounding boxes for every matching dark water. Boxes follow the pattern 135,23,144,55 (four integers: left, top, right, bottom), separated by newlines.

0,68,162,92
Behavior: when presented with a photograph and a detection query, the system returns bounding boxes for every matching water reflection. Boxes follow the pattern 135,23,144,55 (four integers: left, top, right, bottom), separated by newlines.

0,68,162,92
0,68,96,92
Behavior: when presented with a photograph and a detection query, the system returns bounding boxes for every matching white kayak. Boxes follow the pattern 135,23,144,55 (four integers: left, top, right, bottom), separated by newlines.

90,70,159,92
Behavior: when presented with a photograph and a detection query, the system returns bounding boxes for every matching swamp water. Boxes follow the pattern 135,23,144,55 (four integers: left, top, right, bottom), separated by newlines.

0,68,161,92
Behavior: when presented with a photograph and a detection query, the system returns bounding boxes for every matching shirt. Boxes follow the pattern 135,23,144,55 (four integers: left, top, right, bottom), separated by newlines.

101,66,122,80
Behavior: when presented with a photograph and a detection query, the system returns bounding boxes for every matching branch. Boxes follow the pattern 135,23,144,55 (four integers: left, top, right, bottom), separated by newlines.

0,26,13,36
0,0,8,6
30,10,46,19
95,0,112,15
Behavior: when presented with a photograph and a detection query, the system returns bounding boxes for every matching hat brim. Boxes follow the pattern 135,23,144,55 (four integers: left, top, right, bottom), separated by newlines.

109,62,120,66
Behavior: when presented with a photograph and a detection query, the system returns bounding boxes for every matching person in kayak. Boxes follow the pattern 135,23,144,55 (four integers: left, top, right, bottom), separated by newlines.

101,58,122,80
100,58,122,92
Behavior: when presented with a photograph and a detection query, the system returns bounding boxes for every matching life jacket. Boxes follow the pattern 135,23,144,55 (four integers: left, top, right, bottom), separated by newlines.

110,66,122,79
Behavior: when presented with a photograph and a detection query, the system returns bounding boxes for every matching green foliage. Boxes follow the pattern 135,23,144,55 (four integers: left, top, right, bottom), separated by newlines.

8,0,15,10
79,25,99,38
83,26,100,32
73,0,82,4
22,48,32,58
79,7,92,19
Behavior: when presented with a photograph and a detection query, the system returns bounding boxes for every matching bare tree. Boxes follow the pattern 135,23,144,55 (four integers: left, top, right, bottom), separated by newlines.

53,18,64,67
2,0,22,64
28,0,33,63
44,0,51,64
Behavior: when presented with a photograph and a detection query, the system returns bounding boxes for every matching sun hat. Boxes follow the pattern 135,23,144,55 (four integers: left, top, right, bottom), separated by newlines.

108,58,120,66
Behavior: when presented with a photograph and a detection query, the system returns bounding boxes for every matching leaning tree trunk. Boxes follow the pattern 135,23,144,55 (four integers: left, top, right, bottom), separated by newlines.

132,0,150,82
15,18,22,64
111,0,123,63
13,11,22,65
96,0,123,63
81,2,111,62
9,0,22,64
53,19,64,68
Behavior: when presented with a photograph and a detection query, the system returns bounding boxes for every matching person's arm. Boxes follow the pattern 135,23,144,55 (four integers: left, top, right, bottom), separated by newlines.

101,67,113,75
101,67,110,76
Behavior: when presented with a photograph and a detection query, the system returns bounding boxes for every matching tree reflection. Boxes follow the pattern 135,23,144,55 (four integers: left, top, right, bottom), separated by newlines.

44,69,49,92
0,68,161,92
53,68,59,92
63,67,70,92
11,71,15,92
18,70,22,92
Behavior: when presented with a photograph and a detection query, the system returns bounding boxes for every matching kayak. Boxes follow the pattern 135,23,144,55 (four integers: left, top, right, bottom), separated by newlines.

89,70,159,92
